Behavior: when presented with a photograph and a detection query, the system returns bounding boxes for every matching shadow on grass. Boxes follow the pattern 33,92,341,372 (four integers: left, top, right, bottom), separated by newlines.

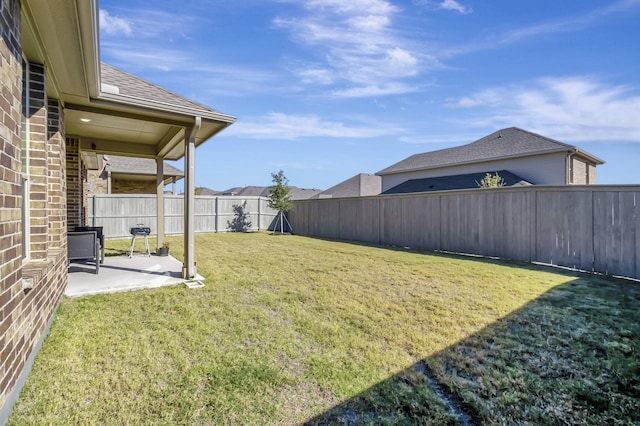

304,276,640,425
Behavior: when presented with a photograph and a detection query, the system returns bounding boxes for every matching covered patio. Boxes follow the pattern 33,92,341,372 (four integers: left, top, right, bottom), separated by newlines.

66,254,204,298
32,2,238,281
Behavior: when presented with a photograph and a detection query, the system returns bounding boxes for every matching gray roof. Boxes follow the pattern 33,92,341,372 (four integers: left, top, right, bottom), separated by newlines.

314,173,381,198
382,170,532,195
377,127,604,176
100,63,222,118
198,186,323,200
104,155,184,177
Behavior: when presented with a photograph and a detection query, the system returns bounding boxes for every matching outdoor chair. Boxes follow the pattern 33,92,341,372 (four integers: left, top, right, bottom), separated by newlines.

74,226,104,264
68,231,101,274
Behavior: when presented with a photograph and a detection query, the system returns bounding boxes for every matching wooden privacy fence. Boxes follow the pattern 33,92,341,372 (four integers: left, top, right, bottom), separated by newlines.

87,195,278,238
289,186,640,281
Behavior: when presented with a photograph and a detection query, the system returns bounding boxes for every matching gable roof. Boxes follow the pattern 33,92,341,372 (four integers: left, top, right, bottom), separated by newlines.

314,173,381,199
382,170,532,195
377,127,604,176
104,155,184,178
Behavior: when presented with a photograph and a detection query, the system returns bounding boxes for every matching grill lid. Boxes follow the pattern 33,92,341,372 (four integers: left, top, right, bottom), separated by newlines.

130,226,151,235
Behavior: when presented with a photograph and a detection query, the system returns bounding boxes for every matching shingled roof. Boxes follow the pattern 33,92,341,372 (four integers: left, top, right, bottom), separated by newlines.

197,186,323,200
382,170,531,194
105,155,184,178
100,63,223,119
377,127,604,176
314,173,381,198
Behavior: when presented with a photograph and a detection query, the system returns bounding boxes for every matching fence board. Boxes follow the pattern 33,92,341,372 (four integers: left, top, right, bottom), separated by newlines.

289,186,640,281
88,195,277,238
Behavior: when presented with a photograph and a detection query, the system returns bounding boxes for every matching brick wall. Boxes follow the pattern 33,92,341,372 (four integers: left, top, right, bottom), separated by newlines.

0,0,24,408
47,99,65,247
1,0,68,413
66,138,81,228
87,168,108,195
27,64,48,260
112,178,156,194
570,157,597,185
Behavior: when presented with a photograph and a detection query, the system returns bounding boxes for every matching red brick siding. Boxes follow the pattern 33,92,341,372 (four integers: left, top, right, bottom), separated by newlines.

65,138,81,228
0,0,68,411
0,0,24,408
27,64,48,259
112,178,157,194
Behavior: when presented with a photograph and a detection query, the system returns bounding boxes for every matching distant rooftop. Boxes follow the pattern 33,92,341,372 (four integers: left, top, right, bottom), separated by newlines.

314,173,381,199
198,185,323,200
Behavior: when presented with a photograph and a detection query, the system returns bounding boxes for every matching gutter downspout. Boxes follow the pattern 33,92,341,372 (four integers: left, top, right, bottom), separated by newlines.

183,116,201,279
566,149,577,185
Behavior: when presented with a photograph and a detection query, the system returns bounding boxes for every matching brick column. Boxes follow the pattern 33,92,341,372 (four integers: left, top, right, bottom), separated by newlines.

27,64,48,259
47,99,65,248
65,138,81,229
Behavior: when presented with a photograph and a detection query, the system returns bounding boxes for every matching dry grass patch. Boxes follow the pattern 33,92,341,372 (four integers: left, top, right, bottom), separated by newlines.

9,233,639,425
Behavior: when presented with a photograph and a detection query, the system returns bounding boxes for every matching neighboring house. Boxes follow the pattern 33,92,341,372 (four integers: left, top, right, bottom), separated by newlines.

199,186,323,200
377,127,605,193
86,155,184,195
313,173,382,198
0,0,234,420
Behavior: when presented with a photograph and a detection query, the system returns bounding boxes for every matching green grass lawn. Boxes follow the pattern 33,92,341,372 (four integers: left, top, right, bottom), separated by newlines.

9,233,640,425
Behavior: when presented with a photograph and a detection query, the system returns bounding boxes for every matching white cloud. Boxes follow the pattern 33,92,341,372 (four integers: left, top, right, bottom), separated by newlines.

445,0,640,57
274,0,425,97
439,0,472,14
448,77,640,142
99,9,133,36
225,112,404,140
332,82,417,98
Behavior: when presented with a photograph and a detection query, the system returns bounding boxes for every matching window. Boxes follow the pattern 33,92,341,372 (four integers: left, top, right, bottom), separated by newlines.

21,58,30,259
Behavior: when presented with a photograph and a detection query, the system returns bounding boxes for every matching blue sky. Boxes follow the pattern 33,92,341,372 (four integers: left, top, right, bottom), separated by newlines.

99,0,640,191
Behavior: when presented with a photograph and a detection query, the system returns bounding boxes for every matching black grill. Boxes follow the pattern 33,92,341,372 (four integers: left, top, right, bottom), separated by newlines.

130,226,151,236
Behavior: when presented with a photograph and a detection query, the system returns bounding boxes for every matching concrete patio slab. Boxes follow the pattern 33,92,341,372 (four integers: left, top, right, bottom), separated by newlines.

66,254,204,297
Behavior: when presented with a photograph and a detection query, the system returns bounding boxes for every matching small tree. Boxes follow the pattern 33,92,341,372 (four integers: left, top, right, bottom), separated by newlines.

478,172,506,189
268,170,294,234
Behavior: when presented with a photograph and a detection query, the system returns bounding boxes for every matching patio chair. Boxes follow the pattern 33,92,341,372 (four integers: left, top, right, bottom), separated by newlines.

68,231,100,274
74,226,105,264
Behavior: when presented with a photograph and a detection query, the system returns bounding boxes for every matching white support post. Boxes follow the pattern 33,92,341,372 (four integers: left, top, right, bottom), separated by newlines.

156,157,165,253
183,117,201,279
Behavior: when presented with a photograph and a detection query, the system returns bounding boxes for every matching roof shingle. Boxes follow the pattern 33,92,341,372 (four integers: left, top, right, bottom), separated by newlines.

100,63,221,116
377,127,604,175
382,170,531,194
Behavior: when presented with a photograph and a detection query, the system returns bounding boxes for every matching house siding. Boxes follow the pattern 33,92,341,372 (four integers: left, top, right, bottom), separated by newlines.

380,152,568,192
571,156,597,184
1,1,68,417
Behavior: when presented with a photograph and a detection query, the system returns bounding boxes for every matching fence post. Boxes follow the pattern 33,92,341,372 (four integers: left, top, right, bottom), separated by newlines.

258,197,262,231
214,197,219,233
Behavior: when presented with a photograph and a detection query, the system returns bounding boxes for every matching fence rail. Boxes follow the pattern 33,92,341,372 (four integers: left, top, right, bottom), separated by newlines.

289,186,640,281
88,195,278,239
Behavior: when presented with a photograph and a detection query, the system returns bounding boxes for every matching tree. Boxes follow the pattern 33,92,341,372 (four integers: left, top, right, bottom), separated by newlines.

478,172,506,189
268,170,294,234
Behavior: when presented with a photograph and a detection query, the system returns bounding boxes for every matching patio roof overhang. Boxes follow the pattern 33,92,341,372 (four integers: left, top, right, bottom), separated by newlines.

21,0,235,280
21,0,236,161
